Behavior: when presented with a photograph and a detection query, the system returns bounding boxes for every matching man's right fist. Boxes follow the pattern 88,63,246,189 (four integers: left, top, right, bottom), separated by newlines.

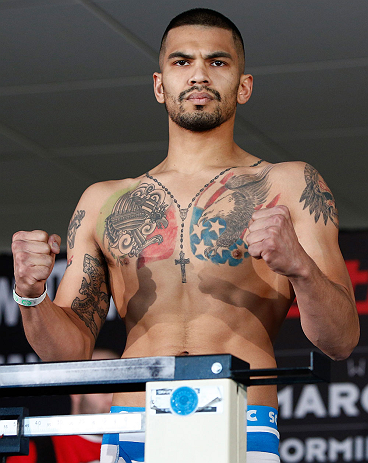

12,230,61,298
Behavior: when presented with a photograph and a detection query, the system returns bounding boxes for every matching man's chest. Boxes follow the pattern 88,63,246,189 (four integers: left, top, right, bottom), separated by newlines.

99,166,280,273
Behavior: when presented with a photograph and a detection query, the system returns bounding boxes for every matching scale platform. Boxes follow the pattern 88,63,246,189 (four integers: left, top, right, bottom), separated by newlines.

0,352,330,461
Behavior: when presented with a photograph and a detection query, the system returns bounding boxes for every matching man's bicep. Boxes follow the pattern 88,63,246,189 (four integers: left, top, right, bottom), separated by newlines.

290,162,352,294
297,218,354,296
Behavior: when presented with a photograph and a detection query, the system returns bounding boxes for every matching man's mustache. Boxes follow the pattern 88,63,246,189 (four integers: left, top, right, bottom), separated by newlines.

178,86,221,102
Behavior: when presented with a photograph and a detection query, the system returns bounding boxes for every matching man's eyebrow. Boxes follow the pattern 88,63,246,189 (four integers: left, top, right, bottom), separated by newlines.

167,52,194,60
204,51,233,60
167,51,234,61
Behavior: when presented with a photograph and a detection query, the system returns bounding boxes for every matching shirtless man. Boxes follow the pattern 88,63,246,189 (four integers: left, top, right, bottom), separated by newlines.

12,8,359,463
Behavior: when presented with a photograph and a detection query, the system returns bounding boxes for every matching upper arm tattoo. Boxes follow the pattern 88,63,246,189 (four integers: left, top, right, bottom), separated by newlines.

67,210,86,249
299,164,338,228
71,253,110,340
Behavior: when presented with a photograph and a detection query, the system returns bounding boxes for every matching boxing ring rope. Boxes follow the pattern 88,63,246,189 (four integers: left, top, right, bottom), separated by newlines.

0,352,330,462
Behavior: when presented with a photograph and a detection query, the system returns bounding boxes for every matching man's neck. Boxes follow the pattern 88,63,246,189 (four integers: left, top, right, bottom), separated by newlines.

161,118,248,174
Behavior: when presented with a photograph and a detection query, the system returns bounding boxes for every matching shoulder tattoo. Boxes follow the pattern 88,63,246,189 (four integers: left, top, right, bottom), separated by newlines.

71,253,110,340
299,164,338,228
67,210,85,249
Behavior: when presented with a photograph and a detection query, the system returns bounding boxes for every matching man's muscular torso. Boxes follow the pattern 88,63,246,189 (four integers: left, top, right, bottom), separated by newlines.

60,160,336,409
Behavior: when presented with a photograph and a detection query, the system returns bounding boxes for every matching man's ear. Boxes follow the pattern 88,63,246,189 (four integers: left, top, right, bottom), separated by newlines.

237,74,253,104
153,72,165,104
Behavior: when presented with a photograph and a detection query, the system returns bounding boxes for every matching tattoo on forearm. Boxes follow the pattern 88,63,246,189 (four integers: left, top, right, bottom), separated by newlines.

71,253,110,340
67,210,86,249
299,164,338,227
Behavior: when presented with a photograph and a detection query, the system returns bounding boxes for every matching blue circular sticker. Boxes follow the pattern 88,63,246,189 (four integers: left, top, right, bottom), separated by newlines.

170,386,199,416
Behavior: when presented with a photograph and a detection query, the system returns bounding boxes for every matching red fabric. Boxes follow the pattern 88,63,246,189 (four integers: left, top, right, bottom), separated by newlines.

7,441,37,463
7,435,101,463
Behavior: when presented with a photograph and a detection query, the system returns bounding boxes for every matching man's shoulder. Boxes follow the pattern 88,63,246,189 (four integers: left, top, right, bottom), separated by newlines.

269,161,338,229
236,160,308,179
269,161,330,194
268,160,312,192
269,160,307,176
228,160,313,202
80,175,145,206
86,175,145,194
262,161,320,213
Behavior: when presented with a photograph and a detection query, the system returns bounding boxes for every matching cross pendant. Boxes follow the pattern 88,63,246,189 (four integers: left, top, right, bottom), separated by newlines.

175,250,190,283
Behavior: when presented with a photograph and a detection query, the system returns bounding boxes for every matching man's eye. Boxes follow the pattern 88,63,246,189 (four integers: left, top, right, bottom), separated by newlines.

174,60,189,66
212,60,225,67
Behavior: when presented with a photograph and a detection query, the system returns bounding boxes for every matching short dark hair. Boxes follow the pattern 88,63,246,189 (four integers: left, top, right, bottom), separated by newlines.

159,8,245,72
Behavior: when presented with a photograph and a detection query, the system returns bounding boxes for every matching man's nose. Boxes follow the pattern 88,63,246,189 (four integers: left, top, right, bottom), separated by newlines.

188,62,211,86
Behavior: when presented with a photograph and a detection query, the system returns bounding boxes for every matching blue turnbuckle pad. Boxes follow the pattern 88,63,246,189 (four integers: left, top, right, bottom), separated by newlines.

170,386,199,416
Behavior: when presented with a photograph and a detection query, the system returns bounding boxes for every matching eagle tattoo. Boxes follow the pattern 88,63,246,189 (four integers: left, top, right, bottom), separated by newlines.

198,166,273,258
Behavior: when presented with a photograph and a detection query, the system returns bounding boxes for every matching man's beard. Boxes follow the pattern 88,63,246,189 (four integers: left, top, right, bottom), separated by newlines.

169,105,223,132
164,86,236,132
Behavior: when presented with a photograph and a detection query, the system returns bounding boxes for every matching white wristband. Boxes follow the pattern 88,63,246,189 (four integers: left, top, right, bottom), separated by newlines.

13,285,47,307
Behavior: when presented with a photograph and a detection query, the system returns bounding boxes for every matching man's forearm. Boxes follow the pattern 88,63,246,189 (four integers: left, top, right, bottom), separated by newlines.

19,295,93,362
289,258,359,361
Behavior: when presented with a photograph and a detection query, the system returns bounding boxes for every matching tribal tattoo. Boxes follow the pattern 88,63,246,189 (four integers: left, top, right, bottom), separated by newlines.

67,210,85,249
71,253,110,340
299,164,338,228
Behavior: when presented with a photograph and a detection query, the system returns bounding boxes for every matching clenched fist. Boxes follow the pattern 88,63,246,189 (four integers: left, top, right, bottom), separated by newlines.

246,205,307,278
12,230,61,298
